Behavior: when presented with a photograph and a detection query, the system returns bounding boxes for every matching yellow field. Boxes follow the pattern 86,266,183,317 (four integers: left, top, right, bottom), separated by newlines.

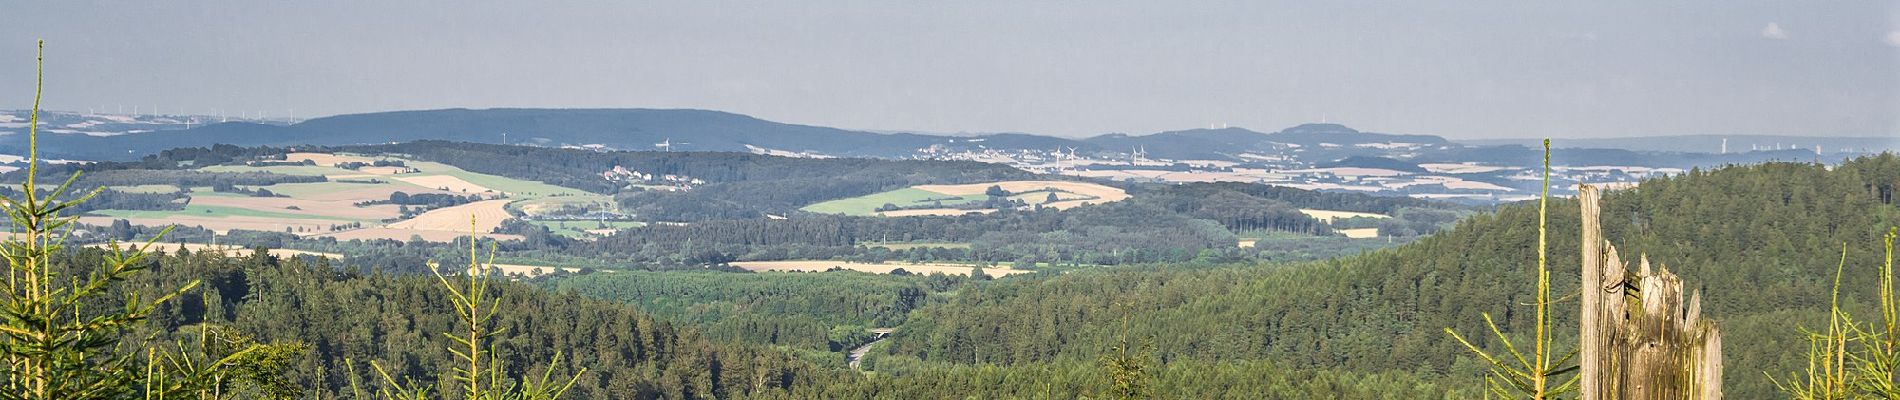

394,175,492,194
285,152,375,166
308,199,523,243
388,199,513,232
1298,209,1391,223
1338,228,1381,239
314,228,524,243
485,263,585,277
730,260,1030,276
911,180,1129,210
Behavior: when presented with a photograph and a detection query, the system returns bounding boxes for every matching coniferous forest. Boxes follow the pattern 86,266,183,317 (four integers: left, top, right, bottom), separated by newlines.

2,23,1897,398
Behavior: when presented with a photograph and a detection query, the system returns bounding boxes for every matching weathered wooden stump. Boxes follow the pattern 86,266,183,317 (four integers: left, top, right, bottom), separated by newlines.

1578,185,1723,399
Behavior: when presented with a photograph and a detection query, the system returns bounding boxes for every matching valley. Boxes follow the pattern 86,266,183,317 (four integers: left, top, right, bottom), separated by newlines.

3,5,1892,397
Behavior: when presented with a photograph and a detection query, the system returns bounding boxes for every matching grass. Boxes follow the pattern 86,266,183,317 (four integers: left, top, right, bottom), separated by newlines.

526,220,646,238
862,242,972,250
510,195,616,216
236,180,416,198
200,164,356,176
90,204,362,222
801,188,988,216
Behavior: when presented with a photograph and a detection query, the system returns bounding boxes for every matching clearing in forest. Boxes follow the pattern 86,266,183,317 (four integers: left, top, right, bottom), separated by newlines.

1297,209,1391,223
730,260,1031,276
801,180,1129,216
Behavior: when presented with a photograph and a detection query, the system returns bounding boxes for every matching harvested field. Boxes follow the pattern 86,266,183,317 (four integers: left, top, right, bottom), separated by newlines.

394,175,492,194
285,152,375,166
314,228,523,243
388,199,514,232
358,166,410,175
1338,228,1381,239
79,215,339,235
807,180,1129,216
1298,209,1391,223
730,260,1030,276
401,161,591,197
485,263,584,277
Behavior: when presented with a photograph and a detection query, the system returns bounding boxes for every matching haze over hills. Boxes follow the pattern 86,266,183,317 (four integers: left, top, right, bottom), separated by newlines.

1464,135,1900,154
4,108,1880,170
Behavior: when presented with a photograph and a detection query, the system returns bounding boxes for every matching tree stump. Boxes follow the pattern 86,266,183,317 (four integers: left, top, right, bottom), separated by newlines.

1579,185,1723,399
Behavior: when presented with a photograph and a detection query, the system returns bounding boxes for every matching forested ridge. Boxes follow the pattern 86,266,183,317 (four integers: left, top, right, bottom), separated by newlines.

865,155,1900,398
104,248,853,398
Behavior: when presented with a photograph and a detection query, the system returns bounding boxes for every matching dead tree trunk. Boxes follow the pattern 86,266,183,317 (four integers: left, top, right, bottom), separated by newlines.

1579,185,1723,399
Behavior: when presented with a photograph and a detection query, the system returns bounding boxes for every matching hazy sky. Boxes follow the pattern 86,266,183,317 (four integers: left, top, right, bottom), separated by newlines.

3,1,1896,139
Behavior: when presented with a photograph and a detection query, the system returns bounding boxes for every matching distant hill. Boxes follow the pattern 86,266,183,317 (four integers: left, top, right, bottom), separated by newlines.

1463,134,1900,154
1265,123,1449,146
0,108,1468,162
0,108,951,160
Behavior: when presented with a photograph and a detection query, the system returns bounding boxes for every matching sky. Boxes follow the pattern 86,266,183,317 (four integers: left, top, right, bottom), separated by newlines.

2,1,1896,139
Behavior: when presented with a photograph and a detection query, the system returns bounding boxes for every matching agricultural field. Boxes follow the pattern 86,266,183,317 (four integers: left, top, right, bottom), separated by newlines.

87,242,341,260
85,204,364,234
729,260,1030,276
84,152,598,243
510,195,617,217
861,242,972,250
801,180,1128,216
911,180,1129,210
1337,228,1381,239
526,220,646,238
1297,209,1391,223
386,199,515,232
106,184,181,194
800,188,987,216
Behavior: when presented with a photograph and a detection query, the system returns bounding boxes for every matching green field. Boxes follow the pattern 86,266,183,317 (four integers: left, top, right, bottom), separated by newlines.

801,188,987,216
234,180,419,198
527,220,646,238
198,156,591,200
862,242,972,250
200,164,356,176
509,195,616,216
107,184,181,194
90,204,363,222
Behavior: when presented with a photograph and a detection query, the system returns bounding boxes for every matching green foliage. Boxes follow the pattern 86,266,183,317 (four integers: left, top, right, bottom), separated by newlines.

366,225,584,399
0,40,282,400
1444,139,1578,398
1774,229,1900,399
545,269,937,351
877,154,1900,398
